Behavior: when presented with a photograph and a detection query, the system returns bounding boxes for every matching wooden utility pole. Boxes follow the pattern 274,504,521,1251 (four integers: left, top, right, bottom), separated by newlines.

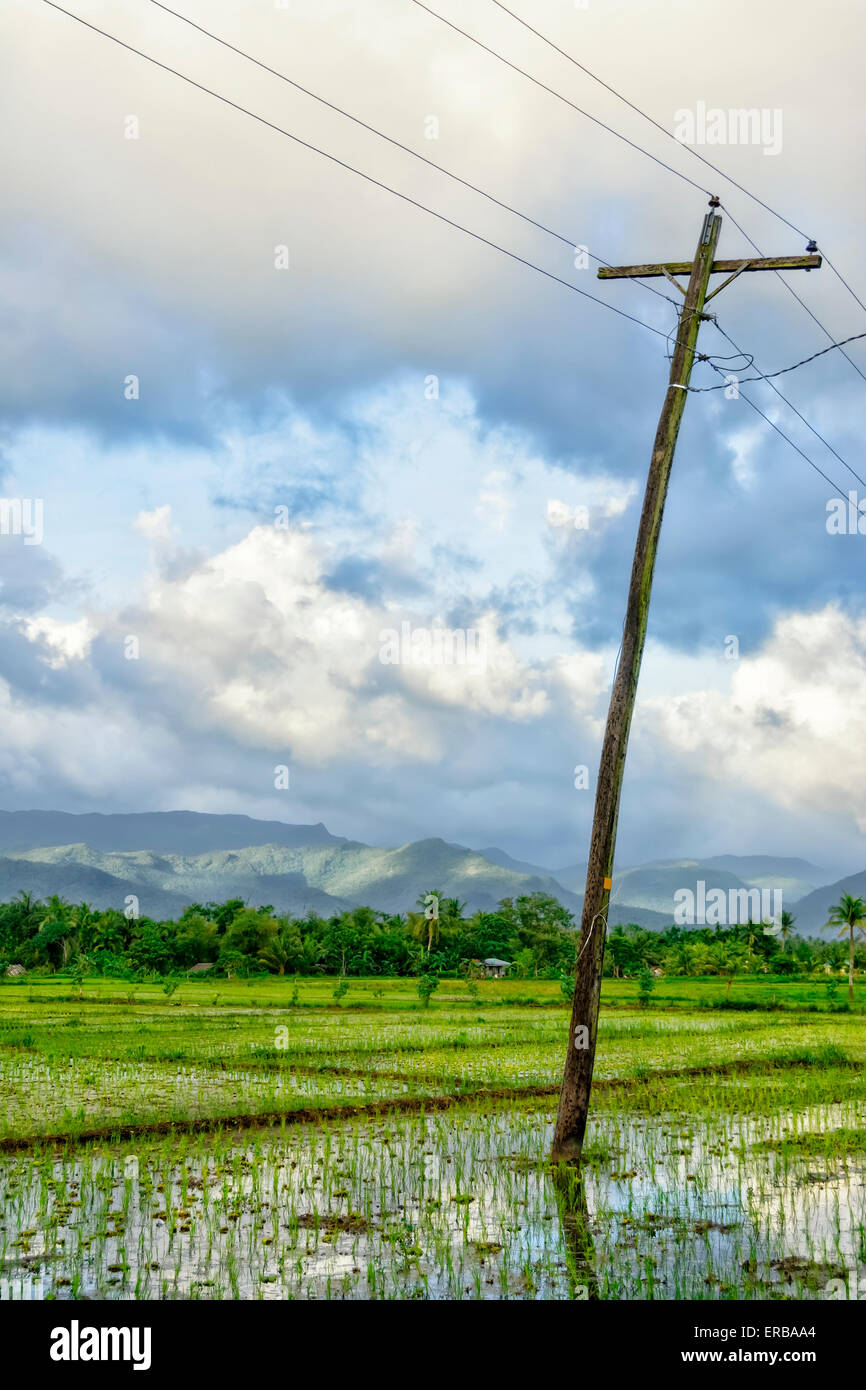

551,200,821,1164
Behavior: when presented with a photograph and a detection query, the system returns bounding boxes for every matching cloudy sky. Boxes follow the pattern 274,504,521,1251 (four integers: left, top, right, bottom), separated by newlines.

2,0,865,871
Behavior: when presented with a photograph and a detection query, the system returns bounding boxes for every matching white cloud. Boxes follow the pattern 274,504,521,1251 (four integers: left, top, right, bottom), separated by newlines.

21,616,95,666
115,525,554,761
643,605,866,832
133,505,175,542
600,486,639,519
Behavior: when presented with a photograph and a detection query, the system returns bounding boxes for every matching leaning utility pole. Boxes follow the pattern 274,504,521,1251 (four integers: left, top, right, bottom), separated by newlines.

551,199,821,1163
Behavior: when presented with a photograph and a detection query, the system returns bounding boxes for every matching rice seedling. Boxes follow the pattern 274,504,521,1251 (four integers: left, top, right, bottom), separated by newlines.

1,976,863,1299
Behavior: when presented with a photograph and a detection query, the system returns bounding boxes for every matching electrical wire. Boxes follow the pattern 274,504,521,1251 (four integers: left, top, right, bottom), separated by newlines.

146,0,676,306
485,1,866,325
42,2,671,340
721,205,866,386
43,3,860,506
486,0,807,236
710,322,866,491
678,331,866,390
709,375,851,502
408,0,712,200
821,252,866,317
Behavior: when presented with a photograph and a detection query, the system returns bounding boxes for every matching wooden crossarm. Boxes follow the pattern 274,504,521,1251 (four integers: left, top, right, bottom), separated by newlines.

597,254,821,280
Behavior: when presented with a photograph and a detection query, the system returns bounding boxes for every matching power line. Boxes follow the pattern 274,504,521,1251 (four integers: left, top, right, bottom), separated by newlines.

146,0,674,306
43,0,858,504
718,378,850,503
485,1,866,326
821,252,866,318
145,0,861,401
665,295,863,495
415,1,866,336
407,0,712,199
721,205,866,387
42,2,670,341
710,322,866,491
679,331,866,391
486,0,809,238
173,0,864,344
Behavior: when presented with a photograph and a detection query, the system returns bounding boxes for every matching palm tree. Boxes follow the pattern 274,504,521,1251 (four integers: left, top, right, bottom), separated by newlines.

824,894,866,1001
414,891,442,953
40,893,71,927
70,901,95,931
716,939,748,999
439,897,467,923
88,910,126,954
779,909,796,952
13,890,43,931
38,894,76,966
258,938,291,976
738,918,759,970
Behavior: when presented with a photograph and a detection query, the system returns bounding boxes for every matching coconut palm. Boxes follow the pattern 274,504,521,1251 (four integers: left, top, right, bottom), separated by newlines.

37,894,76,967
824,894,866,1001
414,890,442,953
70,901,95,932
12,890,43,931
779,909,796,952
439,897,467,923
87,910,127,955
40,893,71,927
258,937,291,976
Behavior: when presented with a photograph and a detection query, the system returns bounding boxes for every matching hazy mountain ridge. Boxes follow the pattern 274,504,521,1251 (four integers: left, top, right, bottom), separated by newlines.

0,810,346,854
557,856,826,913
11,838,582,920
611,863,750,916
0,841,754,931
788,870,866,933
0,812,858,930
0,854,194,920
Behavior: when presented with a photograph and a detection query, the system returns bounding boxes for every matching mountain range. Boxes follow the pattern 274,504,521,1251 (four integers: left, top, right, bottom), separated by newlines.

0,811,857,932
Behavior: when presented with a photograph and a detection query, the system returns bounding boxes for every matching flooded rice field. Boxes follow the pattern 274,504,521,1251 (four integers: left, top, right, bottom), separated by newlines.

1,979,864,1299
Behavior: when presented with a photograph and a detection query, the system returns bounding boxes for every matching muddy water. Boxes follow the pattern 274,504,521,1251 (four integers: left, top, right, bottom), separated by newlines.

1,1100,864,1300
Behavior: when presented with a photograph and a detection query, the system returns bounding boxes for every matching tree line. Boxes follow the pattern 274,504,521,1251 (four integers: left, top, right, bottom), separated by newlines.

0,888,864,986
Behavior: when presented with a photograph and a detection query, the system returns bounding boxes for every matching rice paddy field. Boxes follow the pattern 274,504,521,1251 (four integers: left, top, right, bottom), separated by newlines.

1,974,864,1301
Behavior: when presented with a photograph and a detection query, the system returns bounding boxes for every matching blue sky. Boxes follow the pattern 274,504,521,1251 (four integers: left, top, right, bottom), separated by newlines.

1,0,865,871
